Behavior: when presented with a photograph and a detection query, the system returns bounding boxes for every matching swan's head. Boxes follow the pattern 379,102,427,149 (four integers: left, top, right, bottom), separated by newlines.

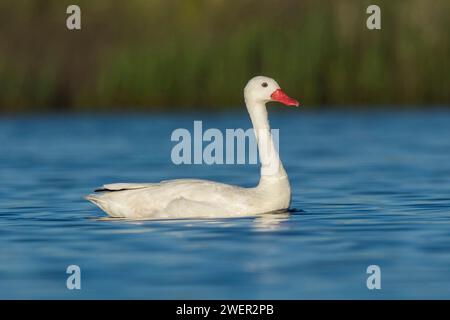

244,76,299,107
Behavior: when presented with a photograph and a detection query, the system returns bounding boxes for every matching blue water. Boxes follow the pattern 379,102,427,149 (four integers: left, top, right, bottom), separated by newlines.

1,111,450,299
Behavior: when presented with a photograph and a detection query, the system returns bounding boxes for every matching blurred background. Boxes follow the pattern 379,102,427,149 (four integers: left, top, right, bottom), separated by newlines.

2,1,450,300
0,0,449,112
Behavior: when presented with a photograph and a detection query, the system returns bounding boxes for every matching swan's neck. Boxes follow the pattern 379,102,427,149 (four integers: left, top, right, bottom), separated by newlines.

246,100,288,181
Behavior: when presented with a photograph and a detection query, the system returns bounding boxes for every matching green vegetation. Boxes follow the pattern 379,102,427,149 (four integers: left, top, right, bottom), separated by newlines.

0,0,449,112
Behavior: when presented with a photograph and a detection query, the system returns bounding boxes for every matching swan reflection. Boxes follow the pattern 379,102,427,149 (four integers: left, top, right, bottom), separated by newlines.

92,209,293,232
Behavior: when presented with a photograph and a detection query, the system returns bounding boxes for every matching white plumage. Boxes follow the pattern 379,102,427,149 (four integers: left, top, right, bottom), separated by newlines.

86,76,300,219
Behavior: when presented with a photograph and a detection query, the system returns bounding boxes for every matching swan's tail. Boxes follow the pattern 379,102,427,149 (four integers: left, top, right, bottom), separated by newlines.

85,193,125,218
85,194,109,212
85,194,101,204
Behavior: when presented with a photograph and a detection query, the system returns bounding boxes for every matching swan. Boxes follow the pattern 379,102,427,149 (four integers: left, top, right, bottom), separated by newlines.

86,76,300,219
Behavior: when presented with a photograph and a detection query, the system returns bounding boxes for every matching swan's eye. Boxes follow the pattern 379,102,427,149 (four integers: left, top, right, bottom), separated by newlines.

261,82,268,88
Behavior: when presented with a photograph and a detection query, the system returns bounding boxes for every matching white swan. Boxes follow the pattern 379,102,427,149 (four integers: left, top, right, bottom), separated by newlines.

86,76,300,219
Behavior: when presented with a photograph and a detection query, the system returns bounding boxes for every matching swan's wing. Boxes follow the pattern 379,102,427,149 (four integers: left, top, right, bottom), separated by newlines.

96,179,220,192
159,178,214,184
88,179,256,218
95,183,155,192
163,197,231,218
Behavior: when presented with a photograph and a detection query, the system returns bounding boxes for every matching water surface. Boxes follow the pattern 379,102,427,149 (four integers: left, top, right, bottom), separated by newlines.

1,111,450,299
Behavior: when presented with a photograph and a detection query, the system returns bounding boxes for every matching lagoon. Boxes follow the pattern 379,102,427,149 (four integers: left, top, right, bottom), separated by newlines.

0,110,450,299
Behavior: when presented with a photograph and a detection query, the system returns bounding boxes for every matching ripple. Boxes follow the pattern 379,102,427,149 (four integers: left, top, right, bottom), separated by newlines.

2,112,450,299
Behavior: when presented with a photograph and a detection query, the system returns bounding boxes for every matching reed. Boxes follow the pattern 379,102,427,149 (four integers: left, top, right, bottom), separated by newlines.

0,0,448,112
